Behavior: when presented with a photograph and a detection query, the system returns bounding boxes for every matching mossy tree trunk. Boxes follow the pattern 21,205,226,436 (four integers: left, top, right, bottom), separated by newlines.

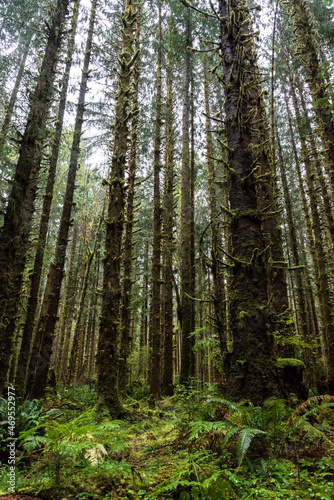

119,10,141,393
67,209,103,383
0,30,33,150
288,84,334,382
148,2,162,405
287,0,334,190
203,52,226,356
218,0,281,404
0,0,69,391
27,0,97,399
180,9,193,386
96,0,138,417
161,46,175,396
15,0,81,397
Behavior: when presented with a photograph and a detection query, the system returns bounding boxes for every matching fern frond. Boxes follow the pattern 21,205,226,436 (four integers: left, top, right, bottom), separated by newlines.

237,428,266,465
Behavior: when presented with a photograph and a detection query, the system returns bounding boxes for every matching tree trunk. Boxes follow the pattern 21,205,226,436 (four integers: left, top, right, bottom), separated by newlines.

179,9,193,386
27,0,97,399
203,52,226,356
67,210,103,383
0,30,33,150
96,0,138,417
15,0,81,397
161,47,175,396
288,85,334,381
287,0,334,190
218,0,281,404
148,2,162,405
0,0,69,391
119,11,141,393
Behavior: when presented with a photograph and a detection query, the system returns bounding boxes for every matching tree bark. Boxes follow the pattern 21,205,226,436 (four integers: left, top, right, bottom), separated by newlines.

96,0,138,417
218,0,281,403
119,11,141,393
27,0,97,399
179,9,193,386
287,0,334,190
161,47,175,396
15,0,81,397
148,2,162,404
0,0,69,391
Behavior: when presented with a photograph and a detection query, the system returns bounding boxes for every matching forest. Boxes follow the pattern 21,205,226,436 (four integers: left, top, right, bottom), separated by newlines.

0,0,334,498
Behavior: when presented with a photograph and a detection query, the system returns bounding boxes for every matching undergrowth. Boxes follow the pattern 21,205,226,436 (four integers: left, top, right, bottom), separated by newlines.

0,382,334,499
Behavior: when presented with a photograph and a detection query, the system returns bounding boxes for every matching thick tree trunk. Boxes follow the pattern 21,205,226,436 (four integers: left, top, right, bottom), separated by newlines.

218,0,281,404
148,3,162,404
0,0,69,391
27,0,97,399
15,0,80,397
96,0,138,417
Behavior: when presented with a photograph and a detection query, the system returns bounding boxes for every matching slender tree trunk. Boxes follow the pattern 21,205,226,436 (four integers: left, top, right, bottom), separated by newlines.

288,86,334,381
139,240,149,380
203,52,226,356
119,12,141,393
276,127,311,350
15,0,81,396
180,9,193,386
287,0,334,190
218,0,281,403
67,211,103,383
96,0,138,416
148,2,162,404
0,0,69,391
57,223,79,377
161,48,175,396
0,30,33,150
27,0,97,399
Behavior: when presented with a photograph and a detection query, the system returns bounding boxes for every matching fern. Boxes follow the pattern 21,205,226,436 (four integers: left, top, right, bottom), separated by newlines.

236,428,266,465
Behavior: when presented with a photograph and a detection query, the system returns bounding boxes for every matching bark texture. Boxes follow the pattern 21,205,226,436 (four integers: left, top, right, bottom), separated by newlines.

0,0,69,391
97,0,138,416
27,0,97,399
218,0,281,403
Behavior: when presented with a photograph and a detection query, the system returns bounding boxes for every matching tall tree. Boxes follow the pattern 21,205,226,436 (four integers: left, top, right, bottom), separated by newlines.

286,0,334,189
27,0,98,399
119,8,141,393
15,0,81,396
217,0,281,402
149,1,163,404
96,0,138,417
161,42,175,396
0,0,69,391
179,8,193,386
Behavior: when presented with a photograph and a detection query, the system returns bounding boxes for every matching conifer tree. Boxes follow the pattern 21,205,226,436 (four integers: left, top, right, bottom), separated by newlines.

149,1,163,404
15,0,81,397
0,0,69,391
27,0,98,399
96,0,138,416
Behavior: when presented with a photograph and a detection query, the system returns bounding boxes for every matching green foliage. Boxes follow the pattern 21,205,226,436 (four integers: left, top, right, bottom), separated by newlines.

0,397,59,456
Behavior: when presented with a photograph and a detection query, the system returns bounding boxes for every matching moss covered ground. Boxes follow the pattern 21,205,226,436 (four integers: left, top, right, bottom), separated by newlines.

1,383,334,499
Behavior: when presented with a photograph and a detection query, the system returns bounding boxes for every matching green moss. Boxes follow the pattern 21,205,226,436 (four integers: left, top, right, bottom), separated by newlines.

277,358,305,370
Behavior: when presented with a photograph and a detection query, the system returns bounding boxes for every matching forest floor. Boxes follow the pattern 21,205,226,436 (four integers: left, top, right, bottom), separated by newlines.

1,383,334,499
